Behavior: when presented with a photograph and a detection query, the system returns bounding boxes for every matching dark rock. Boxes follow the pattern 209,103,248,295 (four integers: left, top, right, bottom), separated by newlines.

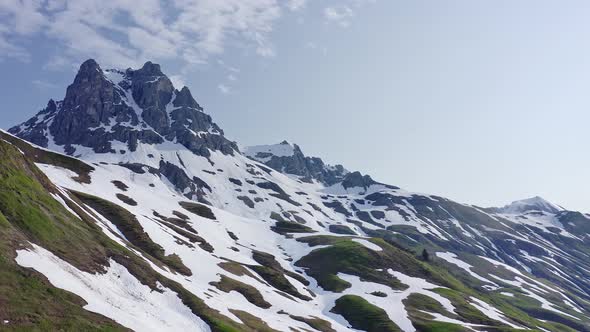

159,161,208,201
179,201,216,220
323,201,352,217
111,180,129,191
10,59,238,158
229,178,243,186
355,211,374,223
245,142,348,186
256,181,301,206
237,196,255,208
341,172,377,190
370,210,385,220
116,193,137,206
329,224,357,235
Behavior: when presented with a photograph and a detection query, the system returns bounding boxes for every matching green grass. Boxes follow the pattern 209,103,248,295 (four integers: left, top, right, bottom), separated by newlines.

433,288,504,326
284,313,336,332
403,294,469,332
0,131,94,184
228,310,278,332
295,235,572,330
404,293,452,316
296,236,436,292
330,295,401,332
0,211,9,227
0,140,125,331
210,275,271,308
0,247,127,331
412,321,467,332
248,251,311,301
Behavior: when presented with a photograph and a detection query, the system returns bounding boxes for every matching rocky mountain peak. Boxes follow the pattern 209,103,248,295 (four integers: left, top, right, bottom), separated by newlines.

341,171,377,189
173,86,202,110
77,58,101,76
9,59,237,158
134,61,165,76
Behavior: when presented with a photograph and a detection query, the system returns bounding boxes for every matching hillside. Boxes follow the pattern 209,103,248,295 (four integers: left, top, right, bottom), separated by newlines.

1,59,589,331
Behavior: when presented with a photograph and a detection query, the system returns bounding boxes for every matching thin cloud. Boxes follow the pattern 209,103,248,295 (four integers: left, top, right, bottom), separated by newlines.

0,0,375,70
324,6,354,28
169,75,187,89
0,0,283,68
286,0,306,11
218,83,231,94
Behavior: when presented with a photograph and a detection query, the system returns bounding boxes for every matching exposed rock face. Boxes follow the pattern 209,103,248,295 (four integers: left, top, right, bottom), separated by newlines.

9,59,237,158
244,141,349,185
158,160,211,203
341,171,398,190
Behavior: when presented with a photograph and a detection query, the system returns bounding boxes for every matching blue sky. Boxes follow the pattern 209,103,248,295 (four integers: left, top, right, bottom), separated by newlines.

1,0,590,212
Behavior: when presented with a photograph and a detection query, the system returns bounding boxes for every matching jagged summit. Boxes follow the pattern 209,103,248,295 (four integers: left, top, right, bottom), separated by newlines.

243,141,296,160
244,141,349,185
136,60,165,76
9,59,236,158
493,196,564,214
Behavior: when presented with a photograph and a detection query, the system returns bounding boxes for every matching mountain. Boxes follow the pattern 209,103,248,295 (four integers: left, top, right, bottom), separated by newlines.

243,141,349,185
2,59,590,332
490,196,565,215
9,59,236,157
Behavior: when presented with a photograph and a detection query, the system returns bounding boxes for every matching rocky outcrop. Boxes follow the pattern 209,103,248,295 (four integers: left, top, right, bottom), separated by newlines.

244,141,348,185
9,59,237,158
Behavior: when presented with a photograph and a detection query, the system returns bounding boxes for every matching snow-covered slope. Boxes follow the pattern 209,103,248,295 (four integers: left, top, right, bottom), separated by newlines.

492,196,565,215
3,59,590,332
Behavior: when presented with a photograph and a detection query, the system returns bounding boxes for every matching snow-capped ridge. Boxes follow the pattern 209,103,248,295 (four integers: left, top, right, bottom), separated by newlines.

244,140,349,186
495,196,564,214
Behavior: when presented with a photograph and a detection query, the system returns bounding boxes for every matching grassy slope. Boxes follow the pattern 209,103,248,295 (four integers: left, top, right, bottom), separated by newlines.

0,138,266,332
0,139,125,331
295,235,582,331
1,132,586,331
330,295,401,332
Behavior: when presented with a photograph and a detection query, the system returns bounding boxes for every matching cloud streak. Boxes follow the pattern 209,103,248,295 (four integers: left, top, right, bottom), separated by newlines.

324,6,354,27
0,0,284,68
0,0,375,72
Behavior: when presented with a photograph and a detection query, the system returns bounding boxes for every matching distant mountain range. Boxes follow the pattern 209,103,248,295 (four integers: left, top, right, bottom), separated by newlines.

1,59,589,332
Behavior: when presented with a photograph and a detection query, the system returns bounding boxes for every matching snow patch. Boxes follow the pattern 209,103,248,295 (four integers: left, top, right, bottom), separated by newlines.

16,244,210,332
352,238,382,251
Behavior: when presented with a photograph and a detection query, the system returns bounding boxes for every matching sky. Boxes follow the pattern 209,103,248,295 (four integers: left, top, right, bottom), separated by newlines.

1,0,590,212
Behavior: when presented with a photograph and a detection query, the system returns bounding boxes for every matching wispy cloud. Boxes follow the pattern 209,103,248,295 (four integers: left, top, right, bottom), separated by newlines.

0,0,283,68
286,0,306,11
324,6,354,28
218,83,231,94
0,0,375,71
169,75,187,89
323,1,375,28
